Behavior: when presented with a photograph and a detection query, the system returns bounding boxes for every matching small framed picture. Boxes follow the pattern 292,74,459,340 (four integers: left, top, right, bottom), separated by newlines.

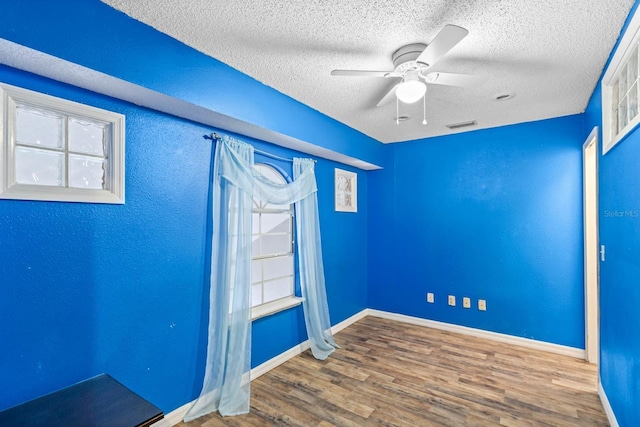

335,168,357,213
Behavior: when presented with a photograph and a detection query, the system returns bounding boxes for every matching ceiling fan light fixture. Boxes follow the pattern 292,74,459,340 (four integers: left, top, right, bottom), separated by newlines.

396,80,426,104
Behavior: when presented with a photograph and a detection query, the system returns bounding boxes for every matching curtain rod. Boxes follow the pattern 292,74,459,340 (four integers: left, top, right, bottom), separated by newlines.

204,133,316,164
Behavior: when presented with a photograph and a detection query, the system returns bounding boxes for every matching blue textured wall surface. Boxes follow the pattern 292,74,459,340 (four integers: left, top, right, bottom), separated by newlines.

4,0,640,424
583,1,640,424
596,128,640,427
0,65,211,412
369,116,586,348
0,0,384,167
0,65,368,413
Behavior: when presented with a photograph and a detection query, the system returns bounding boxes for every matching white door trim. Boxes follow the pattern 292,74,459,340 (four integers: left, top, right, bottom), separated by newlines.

583,126,600,364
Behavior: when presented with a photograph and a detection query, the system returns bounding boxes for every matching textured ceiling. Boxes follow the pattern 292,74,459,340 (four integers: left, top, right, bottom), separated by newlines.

102,0,634,143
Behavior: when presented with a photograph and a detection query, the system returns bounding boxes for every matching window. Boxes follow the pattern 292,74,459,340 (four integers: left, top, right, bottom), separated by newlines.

602,7,640,154
335,168,357,212
0,83,125,203
251,164,300,319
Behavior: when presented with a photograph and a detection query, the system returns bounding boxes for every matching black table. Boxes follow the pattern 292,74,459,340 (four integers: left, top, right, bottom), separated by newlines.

0,374,164,427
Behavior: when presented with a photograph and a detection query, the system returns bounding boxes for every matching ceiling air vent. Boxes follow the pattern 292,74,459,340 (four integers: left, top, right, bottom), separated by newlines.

446,120,477,130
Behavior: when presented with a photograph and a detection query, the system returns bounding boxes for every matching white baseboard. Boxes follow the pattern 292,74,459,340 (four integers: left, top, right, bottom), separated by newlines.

250,341,311,380
150,401,192,427
157,309,369,425
366,309,586,359
598,379,620,427
331,308,370,334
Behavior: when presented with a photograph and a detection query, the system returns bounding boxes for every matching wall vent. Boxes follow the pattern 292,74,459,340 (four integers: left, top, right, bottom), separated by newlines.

446,120,477,130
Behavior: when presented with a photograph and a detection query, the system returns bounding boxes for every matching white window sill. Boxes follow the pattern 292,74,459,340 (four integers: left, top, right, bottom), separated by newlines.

252,296,303,321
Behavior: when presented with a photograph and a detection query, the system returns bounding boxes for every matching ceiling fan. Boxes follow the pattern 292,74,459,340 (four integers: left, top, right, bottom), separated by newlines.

331,25,485,107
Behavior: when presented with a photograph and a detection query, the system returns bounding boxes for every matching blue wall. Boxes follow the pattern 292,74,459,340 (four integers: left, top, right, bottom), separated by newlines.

594,122,640,427
3,0,639,424
0,65,369,412
369,116,586,348
583,1,640,424
0,0,372,414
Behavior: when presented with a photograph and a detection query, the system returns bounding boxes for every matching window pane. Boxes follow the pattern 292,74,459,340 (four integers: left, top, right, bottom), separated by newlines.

619,96,628,130
261,234,291,255
261,212,290,234
612,80,619,137
263,277,293,303
263,255,293,281
254,164,290,210
251,284,263,307
252,238,261,257
630,83,638,122
629,48,638,89
69,154,105,189
15,105,63,149
15,147,65,186
69,117,105,156
256,165,283,183
252,259,262,284
620,67,628,97
252,212,260,234
337,191,354,208
609,79,620,140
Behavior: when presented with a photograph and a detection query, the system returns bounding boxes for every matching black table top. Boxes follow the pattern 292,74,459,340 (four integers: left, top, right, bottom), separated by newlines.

0,374,164,427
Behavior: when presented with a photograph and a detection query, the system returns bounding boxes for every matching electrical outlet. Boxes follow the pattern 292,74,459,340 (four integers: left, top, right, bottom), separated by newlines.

463,297,471,308
448,295,456,306
426,292,434,303
478,299,487,311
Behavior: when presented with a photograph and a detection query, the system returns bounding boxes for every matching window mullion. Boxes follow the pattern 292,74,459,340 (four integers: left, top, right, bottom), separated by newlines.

13,143,66,155
253,252,292,261
291,212,295,253
260,211,264,306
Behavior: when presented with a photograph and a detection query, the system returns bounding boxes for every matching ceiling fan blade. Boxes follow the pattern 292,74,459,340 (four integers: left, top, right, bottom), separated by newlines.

424,72,486,88
416,25,469,68
331,70,401,78
376,83,400,107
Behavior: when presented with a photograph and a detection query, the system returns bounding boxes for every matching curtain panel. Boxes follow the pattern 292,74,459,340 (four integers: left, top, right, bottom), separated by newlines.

185,137,337,421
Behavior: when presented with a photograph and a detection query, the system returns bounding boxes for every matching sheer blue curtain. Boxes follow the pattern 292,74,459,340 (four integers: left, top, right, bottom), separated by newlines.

185,137,338,421
294,159,338,360
184,138,254,420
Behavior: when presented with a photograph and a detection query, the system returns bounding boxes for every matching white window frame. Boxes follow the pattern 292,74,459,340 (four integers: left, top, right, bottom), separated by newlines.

251,163,301,320
602,7,640,155
0,82,125,203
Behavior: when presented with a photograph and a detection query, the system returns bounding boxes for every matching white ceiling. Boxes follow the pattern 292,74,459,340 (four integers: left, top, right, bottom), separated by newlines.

102,0,634,143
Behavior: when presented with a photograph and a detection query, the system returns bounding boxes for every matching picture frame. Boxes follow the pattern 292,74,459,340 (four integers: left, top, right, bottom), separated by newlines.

335,168,357,212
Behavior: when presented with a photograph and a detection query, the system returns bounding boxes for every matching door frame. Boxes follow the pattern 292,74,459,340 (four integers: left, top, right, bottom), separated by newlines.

583,126,600,364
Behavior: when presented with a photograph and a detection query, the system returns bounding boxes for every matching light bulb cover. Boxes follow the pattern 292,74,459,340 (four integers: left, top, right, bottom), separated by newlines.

396,80,426,104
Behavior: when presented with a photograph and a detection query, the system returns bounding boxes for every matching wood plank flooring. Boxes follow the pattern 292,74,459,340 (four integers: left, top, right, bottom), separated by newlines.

179,316,608,426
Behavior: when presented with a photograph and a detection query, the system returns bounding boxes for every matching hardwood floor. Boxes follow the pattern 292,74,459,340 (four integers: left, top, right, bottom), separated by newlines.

179,316,608,426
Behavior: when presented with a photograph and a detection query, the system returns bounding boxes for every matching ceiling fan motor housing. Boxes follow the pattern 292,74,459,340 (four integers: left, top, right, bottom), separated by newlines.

392,43,428,72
